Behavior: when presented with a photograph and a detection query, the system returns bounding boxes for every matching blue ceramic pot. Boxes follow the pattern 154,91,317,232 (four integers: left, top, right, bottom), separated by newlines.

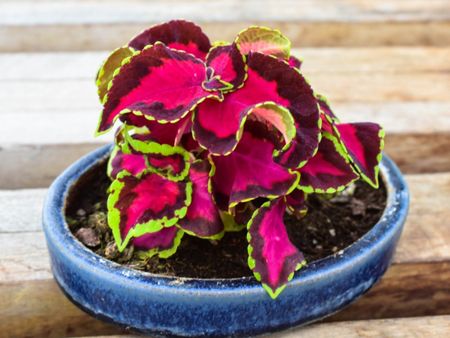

43,144,409,337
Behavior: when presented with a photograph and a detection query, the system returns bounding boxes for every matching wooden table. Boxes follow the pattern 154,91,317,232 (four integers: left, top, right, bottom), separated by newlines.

1,1,449,337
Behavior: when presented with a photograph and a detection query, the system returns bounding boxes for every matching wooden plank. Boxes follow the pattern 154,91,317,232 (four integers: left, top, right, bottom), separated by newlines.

0,172,449,337
328,261,450,322
4,0,450,25
2,102,450,145
0,47,448,186
278,315,450,338
4,21,450,52
0,143,105,189
2,74,448,117
2,48,449,110
393,173,450,264
2,47,449,80
4,263,450,338
1,264,448,337
0,188,46,233
1,48,449,141
0,280,126,338
2,171,449,281
1,1,450,51
385,133,450,175
2,48,450,118
77,315,450,338
0,133,449,189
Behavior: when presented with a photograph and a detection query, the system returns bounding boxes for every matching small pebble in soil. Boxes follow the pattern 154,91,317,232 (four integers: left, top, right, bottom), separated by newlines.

65,161,387,279
104,241,119,260
350,198,366,216
75,227,100,248
76,209,86,217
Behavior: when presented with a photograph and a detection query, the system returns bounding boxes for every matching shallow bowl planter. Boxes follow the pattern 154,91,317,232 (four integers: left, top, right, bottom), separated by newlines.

43,144,409,337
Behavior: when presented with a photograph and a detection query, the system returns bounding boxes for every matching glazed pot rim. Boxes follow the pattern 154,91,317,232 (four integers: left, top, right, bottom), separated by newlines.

43,144,409,294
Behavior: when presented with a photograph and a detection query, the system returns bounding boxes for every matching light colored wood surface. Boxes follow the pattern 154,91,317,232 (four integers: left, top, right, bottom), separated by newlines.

2,172,450,274
79,315,450,337
1,263,449,337
1,1,450,51
0,47,449,188
3,48,449,119
1,172,449,336
278,315,450,338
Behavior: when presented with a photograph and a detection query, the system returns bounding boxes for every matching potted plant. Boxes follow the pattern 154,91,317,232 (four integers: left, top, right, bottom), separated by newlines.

43,20,409,337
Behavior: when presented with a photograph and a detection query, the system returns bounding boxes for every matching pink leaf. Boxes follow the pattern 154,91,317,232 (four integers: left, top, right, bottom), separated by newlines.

178,160,224,238
210,130,299,210
247,198,306,298
129,20,211,59
335,122,385,188
97,43,218,134
107,147,147,180
132,226,184,258
288,55,302,69
204,43,246,91
285,189,307,217
298,133,359,193
108,171,192,251
193,52,318,156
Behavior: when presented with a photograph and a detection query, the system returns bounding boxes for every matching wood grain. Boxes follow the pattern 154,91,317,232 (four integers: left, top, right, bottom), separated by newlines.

0,171,449,336
79,315,450,338
1,48,449,187
2,48,449,80
1,1,450,51
3,74,448,118
0,188,46,233
2,171,449,278
0,143,105,189
2,48,450,119
2,133,450,189
0,280,126,338
279,315,450,338
328,262,450,322
1,263,448,338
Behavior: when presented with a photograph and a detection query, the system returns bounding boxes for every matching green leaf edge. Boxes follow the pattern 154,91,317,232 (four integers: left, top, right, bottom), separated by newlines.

122,130,192,182
205,123,301,208
246,199,307,299
219,211,246,232
135,228,185,259
106,145,120,179
176,159,225,240
234,26,291,60
284,192,309,217
95,42,222,136
96,46,135,103
107,170,193,252
193,101,296,158
204,43,249,95
272,98,322,170
315,92,340,123
332,123,385,189
297,132,360,194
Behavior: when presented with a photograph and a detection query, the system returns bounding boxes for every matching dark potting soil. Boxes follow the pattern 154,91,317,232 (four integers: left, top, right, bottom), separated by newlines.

66,159,387,279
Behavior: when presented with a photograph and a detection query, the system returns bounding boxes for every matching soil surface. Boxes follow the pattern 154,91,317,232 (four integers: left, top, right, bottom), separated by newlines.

66,160,387,279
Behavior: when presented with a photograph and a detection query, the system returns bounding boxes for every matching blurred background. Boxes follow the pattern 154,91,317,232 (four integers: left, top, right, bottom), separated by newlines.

0,0,449,189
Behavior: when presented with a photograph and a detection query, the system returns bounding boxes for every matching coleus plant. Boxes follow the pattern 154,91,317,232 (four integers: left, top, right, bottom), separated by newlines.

95,20,384,298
